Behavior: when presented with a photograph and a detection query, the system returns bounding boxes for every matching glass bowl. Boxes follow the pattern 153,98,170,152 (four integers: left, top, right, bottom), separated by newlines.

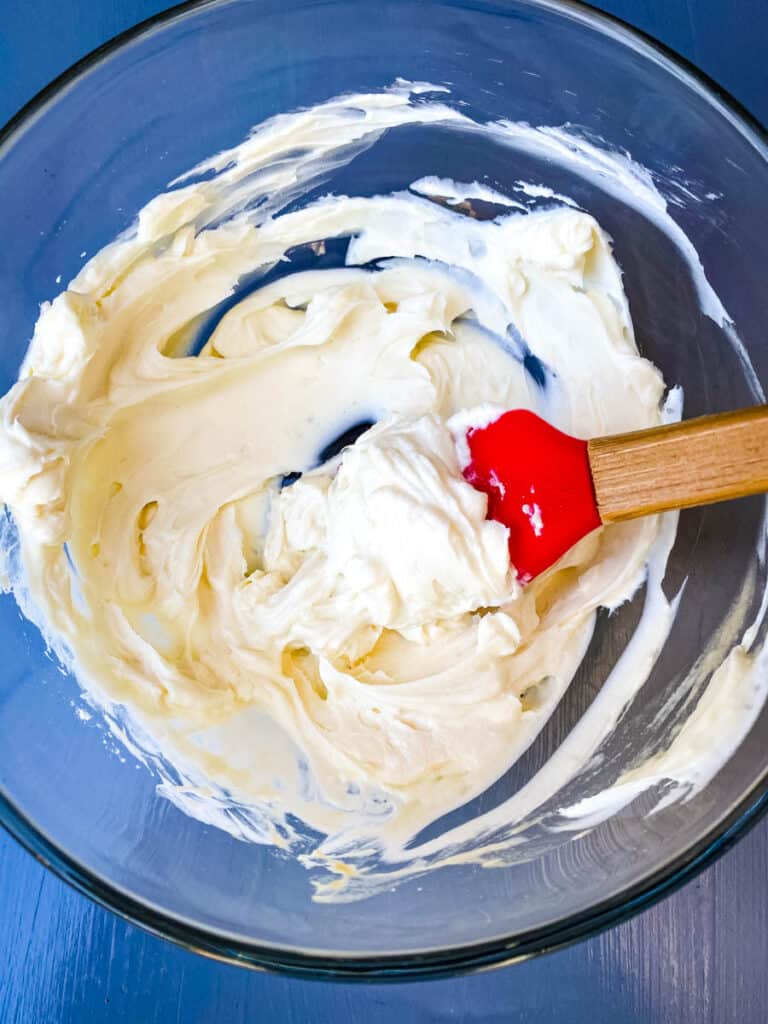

2,0,768,980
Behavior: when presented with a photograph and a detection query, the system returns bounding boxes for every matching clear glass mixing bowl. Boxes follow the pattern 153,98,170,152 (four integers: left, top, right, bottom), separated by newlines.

1,0,768,979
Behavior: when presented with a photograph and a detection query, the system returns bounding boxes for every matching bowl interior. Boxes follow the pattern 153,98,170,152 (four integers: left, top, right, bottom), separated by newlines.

1,0,768,972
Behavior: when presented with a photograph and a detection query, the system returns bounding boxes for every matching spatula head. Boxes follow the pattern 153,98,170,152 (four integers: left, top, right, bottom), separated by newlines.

462,409,601,583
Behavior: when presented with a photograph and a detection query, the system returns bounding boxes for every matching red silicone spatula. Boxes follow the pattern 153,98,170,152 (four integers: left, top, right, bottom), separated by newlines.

463,405,768,583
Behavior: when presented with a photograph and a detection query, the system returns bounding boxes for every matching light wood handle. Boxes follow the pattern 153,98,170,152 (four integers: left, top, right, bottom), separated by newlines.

588,404,768,523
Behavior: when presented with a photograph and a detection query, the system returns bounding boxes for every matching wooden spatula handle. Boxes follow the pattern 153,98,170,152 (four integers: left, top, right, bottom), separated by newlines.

588,404,768,523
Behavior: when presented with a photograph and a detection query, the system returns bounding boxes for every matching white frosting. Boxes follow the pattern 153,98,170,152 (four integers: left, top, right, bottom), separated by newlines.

1,82,765,901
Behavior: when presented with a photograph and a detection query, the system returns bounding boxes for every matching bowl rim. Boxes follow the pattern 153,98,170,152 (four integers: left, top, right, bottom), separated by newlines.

2,0,768,981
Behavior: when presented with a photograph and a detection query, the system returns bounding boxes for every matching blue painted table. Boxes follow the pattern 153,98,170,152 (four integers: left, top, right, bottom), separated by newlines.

1,2,767,1021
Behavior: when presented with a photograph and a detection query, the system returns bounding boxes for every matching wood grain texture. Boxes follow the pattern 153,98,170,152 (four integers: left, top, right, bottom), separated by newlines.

590,406,768,522
2,1,768,1022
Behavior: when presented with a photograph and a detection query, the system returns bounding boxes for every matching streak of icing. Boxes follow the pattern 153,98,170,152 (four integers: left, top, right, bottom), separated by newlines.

570,497,768,826
560,574,768,826
0,82,766,904
410,175,527,209
513,179,579,207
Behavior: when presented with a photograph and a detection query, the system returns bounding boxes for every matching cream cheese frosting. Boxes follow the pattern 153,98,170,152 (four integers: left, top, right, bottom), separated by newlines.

1,82,766,901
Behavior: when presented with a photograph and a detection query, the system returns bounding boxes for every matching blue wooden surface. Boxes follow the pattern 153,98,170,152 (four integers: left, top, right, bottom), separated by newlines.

1,2,768,1021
